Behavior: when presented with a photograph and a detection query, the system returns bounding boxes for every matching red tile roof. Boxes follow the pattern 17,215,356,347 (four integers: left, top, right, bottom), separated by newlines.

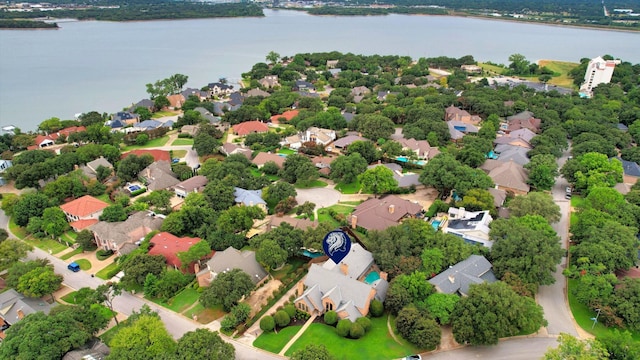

148,232,206,271
123,149,171,162
270,110,299,124
232,121,269,136
60,195,109,218
69,219,99,231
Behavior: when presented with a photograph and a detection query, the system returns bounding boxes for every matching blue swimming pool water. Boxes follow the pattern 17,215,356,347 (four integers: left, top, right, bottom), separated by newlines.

431,220,441,230
396,156,408,163
302,249,323,258
364,271,381,284
128,185,141,192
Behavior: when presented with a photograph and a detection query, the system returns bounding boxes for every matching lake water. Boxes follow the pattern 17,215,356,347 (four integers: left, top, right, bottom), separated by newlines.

1,9,639,131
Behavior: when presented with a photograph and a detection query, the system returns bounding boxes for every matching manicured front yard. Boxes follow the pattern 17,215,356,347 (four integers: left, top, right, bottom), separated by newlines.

95,262,120,280
567,279,640,341
123,135,170,150
172,149,187,158
60,247,83,260
74,258,91,270
151,110,180,118
283,316,420,359
185,303,225,323
277,148,297,155
150,287,200,313
250,167,279,182
295,180,327,189
335,180,361,194
23,237,68,254
8,217,28,239
172,138,193,146
253,325,302,353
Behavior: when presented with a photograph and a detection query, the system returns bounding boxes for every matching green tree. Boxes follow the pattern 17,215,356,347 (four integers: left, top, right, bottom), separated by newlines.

612,278,640,331
256,239,287,271
456,188,495,214
193,133,220,156
117,154,153,182
121,253,166,287
562,152,622,192
508,192,561,222
571,220,639,273
41,206,69,238
260,315,275,332
200,269,255,311
281,154,319,185
202,180,236,211
508,53,531,75
0,239,33,270
274,309,291,328
354,114,395,141
266,51,280,64
525,154,558,190
263,181,297,205
426,293,460,325
16,265,63,301
419,153,492,197
177,241,211,270
329,153,368,184
99,204,128,222
451,282,546,345
13,192,50,226
359,165,398,197
346,140,379,164
490,215,563,287
135,133,149,145
175,328,235,360
108,315,177,360
396,305,441,349
597,329,640,360
290,344,335,360
544,333,608,360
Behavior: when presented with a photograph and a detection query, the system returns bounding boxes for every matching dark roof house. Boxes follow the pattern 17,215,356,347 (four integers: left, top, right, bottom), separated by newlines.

0,289,52,339
428,255,497,296
349,195,423,231
197,246,268,286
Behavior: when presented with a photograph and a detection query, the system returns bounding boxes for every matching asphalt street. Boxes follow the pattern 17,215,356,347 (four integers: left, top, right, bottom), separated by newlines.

424,337,559,360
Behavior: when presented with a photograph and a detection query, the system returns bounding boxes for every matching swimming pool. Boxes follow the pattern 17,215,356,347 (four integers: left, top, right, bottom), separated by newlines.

301,249,323,258
364,271,381,285
128,184,141,192
431,220,441,230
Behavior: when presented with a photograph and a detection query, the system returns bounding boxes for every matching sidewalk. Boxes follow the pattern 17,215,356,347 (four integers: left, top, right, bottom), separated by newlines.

278,314,317,356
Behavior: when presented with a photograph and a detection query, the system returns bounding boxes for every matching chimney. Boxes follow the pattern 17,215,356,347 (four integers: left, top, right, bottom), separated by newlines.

194,262,200,273
340,263,349,276
459,207,465,219
350,215,358,229
448,275,455,284
380,271,388,281
17,309,25,320
297,281,304,296
388,205,395,214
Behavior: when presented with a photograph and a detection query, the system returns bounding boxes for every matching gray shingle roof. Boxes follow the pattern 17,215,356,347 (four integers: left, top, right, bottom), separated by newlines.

0,289,52,326
234,187,266,206
202,247,267,284
613,157,640,177
428,255,496,296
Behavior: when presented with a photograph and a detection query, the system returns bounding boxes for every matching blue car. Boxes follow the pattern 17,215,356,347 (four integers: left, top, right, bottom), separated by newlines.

67,262,80,272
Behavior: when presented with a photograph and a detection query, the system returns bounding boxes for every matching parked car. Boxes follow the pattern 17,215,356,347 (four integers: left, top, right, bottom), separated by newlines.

404,355,422,360
67,262,80,272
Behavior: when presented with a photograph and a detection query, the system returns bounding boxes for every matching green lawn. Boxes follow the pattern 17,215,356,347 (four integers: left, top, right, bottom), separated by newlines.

61,232,77,245
61,291,80,304
151,110,179,118
567,279,640,341
60,247,83,260
96,262,120,280
284,316,421,359
253,325,302,353
172,150,187,158
570,195,585,209
8,217,28,239
100,324,121,345
335,180,361,194
478,62,507,75
151,288,200,313
186,303,225,323
538,60,580,88
75,259,91,270
339,201,362,206
123,136,170,150
95,193,114,204
277,148,297,155
250,167,280,182
295,180,328,189
23,237,68,254
172,138,193,146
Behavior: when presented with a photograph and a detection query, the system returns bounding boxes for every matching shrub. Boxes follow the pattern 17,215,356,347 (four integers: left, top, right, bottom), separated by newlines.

284,304,296,319
370,299,384,317
130,187,147,197
96,249,114,261
177,133,192,138
260,315,275,332
104,266,121,279
231,303,251,323
296,309,310,321
221,314,238,332
274,310,291,328
336,319,352,337
324,310,338,326
356,316,371,332
349,322,365,339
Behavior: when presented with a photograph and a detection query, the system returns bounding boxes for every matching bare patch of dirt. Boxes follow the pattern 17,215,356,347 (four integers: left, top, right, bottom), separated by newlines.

245,279,283,317
397,186,439,210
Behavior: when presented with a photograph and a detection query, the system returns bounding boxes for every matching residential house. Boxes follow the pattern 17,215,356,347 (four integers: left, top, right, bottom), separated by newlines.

487,187,507,208
281,134,303,150
614,182,633,195
612,157,640,185
444,105,482,125
208,82,234,97
107,119,127,130
428,255,497,296
493,128,536,149
311,155,336,176
148,232,207,273
259,75,280,89
112,111,140,125
221,143,253,160
443,207,494,247
295,243,389,321
252,152,286,169
329,135,367,153
232,121,269,136
395,138,440,160
81,156,113,180
123,149,171,162
302,127,336,147
502,111,542,133
0,289,52,339
194,107,220,124
377,91,399,101
481,159,530,195
342,112,355,123
90,211,164,255
448,120,479,141
326,60,339,69
267,216,318,232
0,159,12,186
351,86,370,103
367,163,421,188
60,195,109,231
293,80,315,92
617,123,629,132
136,119,172,131
129,99,155,112
29,126,87,149
166,94,185,110
460,64,482,74
180,124,200,138
197,246,268,286
495,144,530,166
139,161,180,191
270,110,299,124
234,187,267,212
174,175,208,199
244,88,271,98
329,69,342,78
349,195,423,231
181,87,208,101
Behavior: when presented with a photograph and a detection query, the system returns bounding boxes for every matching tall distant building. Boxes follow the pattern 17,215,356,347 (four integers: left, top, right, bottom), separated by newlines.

580,56,621,97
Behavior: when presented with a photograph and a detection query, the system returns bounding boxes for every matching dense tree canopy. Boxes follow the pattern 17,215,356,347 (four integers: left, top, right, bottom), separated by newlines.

200,268,255,311
508,192,561,222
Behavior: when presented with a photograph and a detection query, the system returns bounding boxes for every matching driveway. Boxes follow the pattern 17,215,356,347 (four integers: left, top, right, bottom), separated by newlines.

295,187,341,210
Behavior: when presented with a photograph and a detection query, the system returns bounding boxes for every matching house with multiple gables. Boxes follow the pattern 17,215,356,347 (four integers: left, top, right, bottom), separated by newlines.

267,216,318,232
259,75,279,89
28,126,86,150
295,243,388,321
445,105,482,125
174,175,208,199
443,207,494,247
80,156,113,180
481,159,530,195
0,289,52,340
493,128,536,149
349,195,423,232
221,143,252,160
428,255,497,296
394,138,440,160
60,195,109,231
148,232,208,273
90,211,164,256
502,111,542,134
208,82,234,97
234,187,267,212
251,152,285,169
232,121,269,136
197,246,268,287
139,161,180,191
